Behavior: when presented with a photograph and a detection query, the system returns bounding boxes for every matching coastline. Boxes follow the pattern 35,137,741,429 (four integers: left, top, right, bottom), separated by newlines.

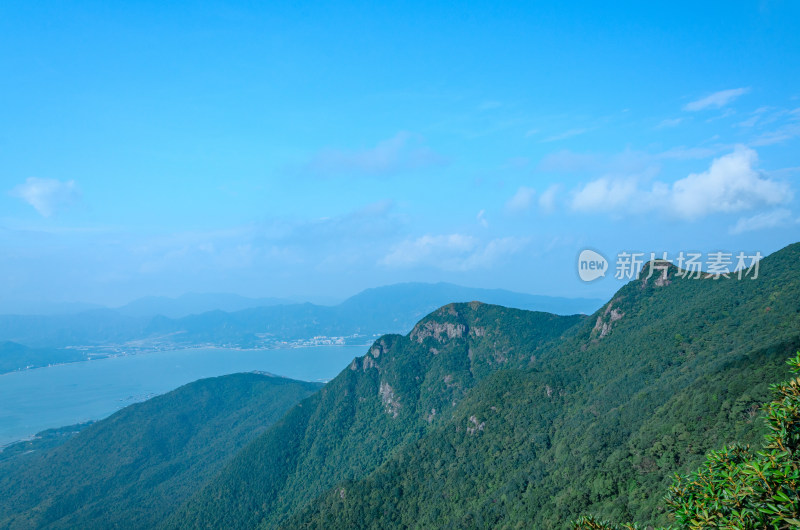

0,341,374,377
0,343,370,449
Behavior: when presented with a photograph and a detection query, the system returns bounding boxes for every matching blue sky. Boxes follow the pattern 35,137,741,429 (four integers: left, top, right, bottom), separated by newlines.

1,1,799,306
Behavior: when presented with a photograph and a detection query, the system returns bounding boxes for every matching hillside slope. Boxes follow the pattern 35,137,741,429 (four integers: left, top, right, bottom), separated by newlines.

169,243,800,528
0,373,321,529
168,306,582,528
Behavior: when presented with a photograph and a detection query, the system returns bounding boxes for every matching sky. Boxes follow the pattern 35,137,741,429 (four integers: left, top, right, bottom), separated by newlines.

1,1,799,307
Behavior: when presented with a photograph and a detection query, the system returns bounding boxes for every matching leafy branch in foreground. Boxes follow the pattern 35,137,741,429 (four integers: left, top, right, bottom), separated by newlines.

575,352,800,530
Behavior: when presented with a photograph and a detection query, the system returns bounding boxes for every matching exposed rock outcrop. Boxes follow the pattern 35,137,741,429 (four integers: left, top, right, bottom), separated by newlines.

411,321,466,343
379,381,400,418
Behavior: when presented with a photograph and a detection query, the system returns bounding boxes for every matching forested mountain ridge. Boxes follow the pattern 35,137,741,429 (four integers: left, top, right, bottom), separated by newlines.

2,244,796,528
168,242,800,528
166,305,582,528
0,374,321,529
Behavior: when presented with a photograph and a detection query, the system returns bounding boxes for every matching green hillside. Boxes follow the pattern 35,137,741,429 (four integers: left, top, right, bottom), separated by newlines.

167,306,582,528
168,242,800,528
0,373,321,529
0,422,93,463
2,244,797,528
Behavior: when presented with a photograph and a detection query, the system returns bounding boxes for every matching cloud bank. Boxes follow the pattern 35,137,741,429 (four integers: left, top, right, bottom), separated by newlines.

570,146,791,220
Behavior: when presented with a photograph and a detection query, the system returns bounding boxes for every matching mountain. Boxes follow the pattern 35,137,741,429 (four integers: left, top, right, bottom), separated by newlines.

2,244,796,528
114,293,292,319
336,281,602,331
0,373,320,529
0,341,90,374
166,242,800,528
146,284,600,348
0,283,602,351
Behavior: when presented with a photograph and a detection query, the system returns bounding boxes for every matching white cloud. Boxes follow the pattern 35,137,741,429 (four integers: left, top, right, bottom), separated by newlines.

683,88,750,111
729,208,795,234
10,178,80,217
669,146,789,219
505,184,560,214
571,178,639,213
569,146,792,220
380,234,526,271
306,131,447,176
538,185,559,214
506,186,536,212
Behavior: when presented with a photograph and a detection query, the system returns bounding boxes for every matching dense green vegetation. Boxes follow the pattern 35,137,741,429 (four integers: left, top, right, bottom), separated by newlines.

0,373,320,529
576,352,800,529
166,305,582,528
2,244,797,528
0,422,93,463
166,242,800,528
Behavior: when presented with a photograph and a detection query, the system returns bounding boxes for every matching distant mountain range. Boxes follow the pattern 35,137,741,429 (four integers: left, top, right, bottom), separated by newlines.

112,292,293,319
0,243,797,527
0,283,603,357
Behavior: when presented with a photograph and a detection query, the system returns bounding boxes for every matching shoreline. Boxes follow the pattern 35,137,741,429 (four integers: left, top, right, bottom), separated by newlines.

0,343,371,448
0,342,373,377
